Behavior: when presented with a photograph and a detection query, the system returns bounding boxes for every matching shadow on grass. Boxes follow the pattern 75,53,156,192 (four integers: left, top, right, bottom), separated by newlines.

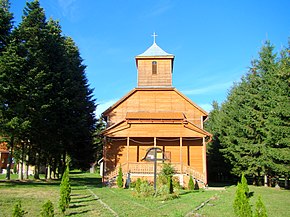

67,209,91,216
0,179,60,187
70,177,103,188
207,182,233,187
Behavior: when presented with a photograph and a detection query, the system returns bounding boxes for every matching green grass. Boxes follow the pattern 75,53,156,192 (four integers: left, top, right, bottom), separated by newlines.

0,172,289,216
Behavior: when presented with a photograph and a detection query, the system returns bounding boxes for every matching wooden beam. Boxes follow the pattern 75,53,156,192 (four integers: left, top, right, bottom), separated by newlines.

127,137,130,172
180,137,183,174
202,137,207,185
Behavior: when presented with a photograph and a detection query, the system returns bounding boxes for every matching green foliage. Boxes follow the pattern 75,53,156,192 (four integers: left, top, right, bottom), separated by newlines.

160,163,175,177
139,180,154,197
168,176,173,194
0,0,97,179
188,175,195,190
12,201,25,217
40,200,54,217
135,178,141,193
116,166,123,188
205,40,290,182
59,166,71,214
233,182,252,217
241,173,249,197
254,196,267,217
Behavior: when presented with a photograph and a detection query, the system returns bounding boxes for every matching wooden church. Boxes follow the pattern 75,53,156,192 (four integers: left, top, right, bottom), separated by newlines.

101,36,212,187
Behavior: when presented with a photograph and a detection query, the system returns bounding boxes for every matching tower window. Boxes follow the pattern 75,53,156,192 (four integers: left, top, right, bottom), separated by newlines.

152,61,157,74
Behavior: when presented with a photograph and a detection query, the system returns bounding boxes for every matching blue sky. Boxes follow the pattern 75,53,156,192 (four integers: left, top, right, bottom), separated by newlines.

11,0,290,116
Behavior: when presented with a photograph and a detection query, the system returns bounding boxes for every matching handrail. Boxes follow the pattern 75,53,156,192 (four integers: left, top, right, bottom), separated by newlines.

105,162,205,184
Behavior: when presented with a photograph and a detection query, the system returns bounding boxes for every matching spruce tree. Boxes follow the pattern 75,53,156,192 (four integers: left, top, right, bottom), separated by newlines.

0,0,13,52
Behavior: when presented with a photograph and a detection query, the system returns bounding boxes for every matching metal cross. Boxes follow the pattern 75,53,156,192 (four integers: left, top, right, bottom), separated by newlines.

152,32,158,44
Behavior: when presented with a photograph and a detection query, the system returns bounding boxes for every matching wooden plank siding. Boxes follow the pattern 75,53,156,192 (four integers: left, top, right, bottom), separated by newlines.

106,88,207,128
137,59,173,87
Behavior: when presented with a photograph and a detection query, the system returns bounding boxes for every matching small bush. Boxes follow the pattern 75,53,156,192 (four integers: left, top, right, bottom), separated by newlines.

139,180,154,197
40,200,54,217
12,201,25,217
254,195,267,217
135,178,142,193
233,174,252,217
116,166,123,188
59,166,71,214
188,175,194,190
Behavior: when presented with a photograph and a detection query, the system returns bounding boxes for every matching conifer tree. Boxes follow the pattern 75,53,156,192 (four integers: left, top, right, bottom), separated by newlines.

0,0,13,52
233,176,252,217
59,166,71,214
117,165,123,188
254,195,267,217
188,175,194,190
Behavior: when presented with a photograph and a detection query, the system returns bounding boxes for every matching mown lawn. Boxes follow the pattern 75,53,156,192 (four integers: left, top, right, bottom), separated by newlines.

0,172,289,216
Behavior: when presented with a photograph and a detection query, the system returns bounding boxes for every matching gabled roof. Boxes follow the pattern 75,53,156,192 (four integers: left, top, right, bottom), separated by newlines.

136,42,174,57
102,88,208,116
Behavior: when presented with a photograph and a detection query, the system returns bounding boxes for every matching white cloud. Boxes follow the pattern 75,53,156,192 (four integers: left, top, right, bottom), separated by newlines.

57,0,77,19
181,81,233,95
95,99,118,118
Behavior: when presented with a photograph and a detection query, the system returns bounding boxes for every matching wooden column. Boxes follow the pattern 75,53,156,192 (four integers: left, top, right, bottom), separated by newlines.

202,137,207,185
127,137,130,172
154,137,156,147
180,137,183,174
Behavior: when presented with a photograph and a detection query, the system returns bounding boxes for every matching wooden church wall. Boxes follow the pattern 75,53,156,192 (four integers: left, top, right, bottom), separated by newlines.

108,89,205,128
138,59,172,87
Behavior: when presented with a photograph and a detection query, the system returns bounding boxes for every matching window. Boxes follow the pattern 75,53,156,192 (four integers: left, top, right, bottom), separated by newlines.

152,61,157,74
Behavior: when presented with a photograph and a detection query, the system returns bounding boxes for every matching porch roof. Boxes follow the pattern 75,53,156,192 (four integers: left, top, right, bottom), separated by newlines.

103,114,212,138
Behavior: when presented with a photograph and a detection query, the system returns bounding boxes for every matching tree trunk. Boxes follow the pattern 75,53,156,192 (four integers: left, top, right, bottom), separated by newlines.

5,136,14,180
285,176,289,189
264,174,268,187
47,164,51,179
34,153,40,179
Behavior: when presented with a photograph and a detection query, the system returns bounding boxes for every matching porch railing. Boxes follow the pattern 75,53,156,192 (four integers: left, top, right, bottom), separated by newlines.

105,162,205,184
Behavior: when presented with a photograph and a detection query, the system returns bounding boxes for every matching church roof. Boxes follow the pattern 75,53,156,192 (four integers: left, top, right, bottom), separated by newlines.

137,42,174,57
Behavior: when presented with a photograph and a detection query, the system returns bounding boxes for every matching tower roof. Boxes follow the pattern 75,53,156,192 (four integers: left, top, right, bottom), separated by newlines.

137,42,173,57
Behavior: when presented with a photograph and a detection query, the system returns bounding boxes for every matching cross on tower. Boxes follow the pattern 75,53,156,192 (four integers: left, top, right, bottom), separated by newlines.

152,32,158,44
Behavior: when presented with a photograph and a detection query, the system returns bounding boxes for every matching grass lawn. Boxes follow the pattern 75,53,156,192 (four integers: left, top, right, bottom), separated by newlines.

0,172,289,216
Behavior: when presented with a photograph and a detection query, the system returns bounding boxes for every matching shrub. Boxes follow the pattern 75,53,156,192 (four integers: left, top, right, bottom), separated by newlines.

139,180,154,197
168,176,173,194
254,195,267,217
12,201,25,217
40,200,54,217
135,178,142,193
233,175,252,217
116,166,123,188
59,166,71,214
241,173,250,197
188,175,194,190
160,163,175,177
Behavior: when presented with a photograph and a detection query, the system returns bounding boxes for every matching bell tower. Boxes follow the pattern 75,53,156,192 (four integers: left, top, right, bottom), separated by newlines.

135,33,175,87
